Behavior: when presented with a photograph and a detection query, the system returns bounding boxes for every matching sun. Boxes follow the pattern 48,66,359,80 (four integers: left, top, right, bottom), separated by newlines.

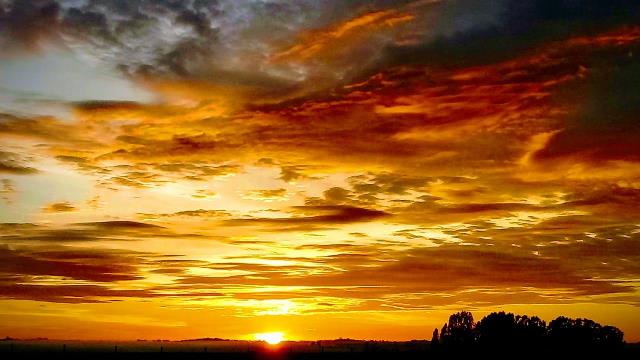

255,332,284,345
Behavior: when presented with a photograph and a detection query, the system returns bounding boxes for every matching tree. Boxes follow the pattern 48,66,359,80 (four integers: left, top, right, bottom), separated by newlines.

440,311,475,346
476,311,516,346
514,315,547,343
548,316,624,348
599,325,624,348
431,328,440,350
432,311,624,352
440,323,448,345
432,328,439,344
476,312,548,348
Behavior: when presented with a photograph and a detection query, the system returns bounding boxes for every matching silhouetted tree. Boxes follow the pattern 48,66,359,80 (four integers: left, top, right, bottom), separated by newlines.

599,325,624,348
514,314,547,344
476,312,548,348
476,311,516,346
549,317,591,346
440,311,475,347
431,328,439,350
433,311,624,353
548,316,624,349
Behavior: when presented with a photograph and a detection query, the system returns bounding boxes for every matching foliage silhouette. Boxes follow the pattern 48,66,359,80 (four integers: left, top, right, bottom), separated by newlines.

433,311,624,352
430,328,439,350
440,311,475,347
475,311,547,347
548,316,625,349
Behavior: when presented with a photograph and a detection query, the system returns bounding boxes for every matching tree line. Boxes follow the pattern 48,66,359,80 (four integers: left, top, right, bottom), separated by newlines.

431,311,624,351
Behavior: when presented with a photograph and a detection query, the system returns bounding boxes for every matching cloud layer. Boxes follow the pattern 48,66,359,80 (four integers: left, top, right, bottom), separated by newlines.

1,0,640,341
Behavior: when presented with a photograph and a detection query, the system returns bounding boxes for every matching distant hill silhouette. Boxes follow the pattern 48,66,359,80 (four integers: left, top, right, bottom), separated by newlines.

179,338,233,342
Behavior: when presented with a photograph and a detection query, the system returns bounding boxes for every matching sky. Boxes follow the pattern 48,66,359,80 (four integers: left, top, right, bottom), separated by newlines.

1,0,640,342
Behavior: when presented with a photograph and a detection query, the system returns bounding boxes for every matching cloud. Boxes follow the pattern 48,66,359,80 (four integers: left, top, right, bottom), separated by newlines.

0,178,15,203
0,283,150,304
242,188,288,202
5,3,635,182
0,221,170,244
0,150,38,174
78,221,164,230
322,187,351,203
348,172,434,196
0,113,90,144
226,205,390,229
139,209,231,219
54,151,241,188
0,0,62,53
279,165,316,183
99,134,232,161
271,8,414,65
377,0,640,71
42,201,76,213
191,189,217,199
2,0,640,333
0,245,143,283
2,0,639,106
533,59,640,164
174,243,632,308
1,0,312,104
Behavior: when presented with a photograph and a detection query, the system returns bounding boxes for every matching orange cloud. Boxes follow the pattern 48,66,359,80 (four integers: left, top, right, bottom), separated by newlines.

271,9,415,64
3,10,640,342
42,202,76,213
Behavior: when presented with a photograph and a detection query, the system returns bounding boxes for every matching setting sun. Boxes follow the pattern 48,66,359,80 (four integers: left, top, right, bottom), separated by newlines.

255,332,285,345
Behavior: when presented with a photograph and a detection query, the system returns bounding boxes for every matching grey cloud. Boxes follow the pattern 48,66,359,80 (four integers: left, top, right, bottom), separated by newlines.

0,0,61,52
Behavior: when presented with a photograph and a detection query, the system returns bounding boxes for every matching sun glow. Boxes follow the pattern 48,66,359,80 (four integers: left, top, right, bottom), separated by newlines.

255,332,284,345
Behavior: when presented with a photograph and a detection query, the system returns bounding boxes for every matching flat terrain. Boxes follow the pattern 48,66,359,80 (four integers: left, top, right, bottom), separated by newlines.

1,340,639,359
0,339,428,353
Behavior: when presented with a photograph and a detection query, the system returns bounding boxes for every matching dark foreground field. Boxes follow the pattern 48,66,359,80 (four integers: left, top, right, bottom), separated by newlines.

1,341,639,359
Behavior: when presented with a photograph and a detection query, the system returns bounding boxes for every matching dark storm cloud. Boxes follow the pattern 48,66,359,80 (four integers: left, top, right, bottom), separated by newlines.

0,0,332,99
1,0,220,74
62,0,223,78
534,58,640,163
2,1,639,77
378,0,640,70
0,0,61,52
4,0,638,114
